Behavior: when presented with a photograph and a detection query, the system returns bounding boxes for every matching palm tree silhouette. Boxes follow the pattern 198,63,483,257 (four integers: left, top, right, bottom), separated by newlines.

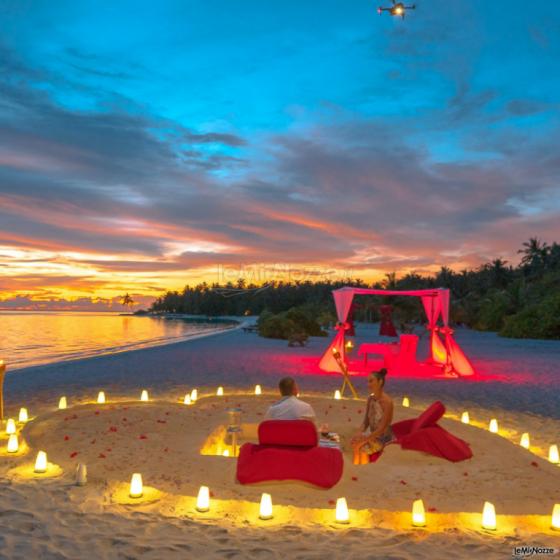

120,293,135,312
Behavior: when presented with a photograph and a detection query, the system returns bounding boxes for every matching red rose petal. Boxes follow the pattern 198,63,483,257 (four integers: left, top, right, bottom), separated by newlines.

64,435,70,441
164,447,169,453
328,499,336,505
531,461,538,467
157,420,167,424
90,439,96,444
106,448,112,452
139,434,147,440
463,472,468,476
428,507,437,512
209,491,215,498
400,480,407,485
165,412,170,416
109,426,118,432
351,476,358,481
98,453,106,458
95,411,100,416
70,451,78,458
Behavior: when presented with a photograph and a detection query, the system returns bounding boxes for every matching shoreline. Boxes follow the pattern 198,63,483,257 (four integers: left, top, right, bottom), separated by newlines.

5,315,244,373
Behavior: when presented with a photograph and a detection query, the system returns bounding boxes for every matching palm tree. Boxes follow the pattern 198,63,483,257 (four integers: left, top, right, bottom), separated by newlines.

121,293,135,312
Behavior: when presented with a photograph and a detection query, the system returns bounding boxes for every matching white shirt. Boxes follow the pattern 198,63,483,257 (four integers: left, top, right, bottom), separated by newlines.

266,396,316,421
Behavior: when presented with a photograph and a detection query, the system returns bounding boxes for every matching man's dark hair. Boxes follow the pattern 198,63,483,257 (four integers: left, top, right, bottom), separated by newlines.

278,376,296,396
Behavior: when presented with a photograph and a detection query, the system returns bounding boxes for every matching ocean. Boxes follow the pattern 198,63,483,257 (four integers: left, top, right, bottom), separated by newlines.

0,311,235,370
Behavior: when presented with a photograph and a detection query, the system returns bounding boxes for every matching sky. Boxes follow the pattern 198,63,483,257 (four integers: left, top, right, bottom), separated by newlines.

1,0,559,310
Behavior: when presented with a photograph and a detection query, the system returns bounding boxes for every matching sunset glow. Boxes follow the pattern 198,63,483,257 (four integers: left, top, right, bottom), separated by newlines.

1,2,559,311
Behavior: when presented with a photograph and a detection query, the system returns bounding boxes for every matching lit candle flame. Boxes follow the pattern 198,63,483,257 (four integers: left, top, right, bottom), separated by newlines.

129,473,143,498
140,390,149,402
552,504,560,530
18,408,28,423
217,386,224,396
520,432,530,449
183,394,192,405
402,397,410,408
488,419,498,433
335,497,350,523
190,389,198,402
196,486,210,512
254,385,262,395
58,396,67,410
259,493,273,520
97,391,106,404
34,451,48,473
7,434,18,453
334,390,341,400
412,499,426,527
482,501,496,530
461,411,469,424
549,444,559,464
5,418,16,435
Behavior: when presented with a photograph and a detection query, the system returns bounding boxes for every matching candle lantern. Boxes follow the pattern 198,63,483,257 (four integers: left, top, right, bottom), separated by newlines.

335,497,350,524
129,473,143,498
34,451,48,473
259,493,273,520
196,486,210,512
412,499,426,527
461,411,469,424
482,501,496,530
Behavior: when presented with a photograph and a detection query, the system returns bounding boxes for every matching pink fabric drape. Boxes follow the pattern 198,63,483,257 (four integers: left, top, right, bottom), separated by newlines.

318,327,346,373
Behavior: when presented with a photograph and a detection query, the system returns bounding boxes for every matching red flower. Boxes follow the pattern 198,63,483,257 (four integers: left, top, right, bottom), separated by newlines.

70,451,78,458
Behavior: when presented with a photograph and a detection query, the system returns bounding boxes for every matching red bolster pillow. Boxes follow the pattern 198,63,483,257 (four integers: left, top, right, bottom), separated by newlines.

411,401,445,433
258,420,318,447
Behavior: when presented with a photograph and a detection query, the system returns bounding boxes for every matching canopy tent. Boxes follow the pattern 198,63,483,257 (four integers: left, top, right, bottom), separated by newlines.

319,287,475,378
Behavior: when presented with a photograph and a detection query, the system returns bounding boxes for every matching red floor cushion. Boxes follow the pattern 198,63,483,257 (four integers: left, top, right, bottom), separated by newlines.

391,401,473,463
236,420,343,489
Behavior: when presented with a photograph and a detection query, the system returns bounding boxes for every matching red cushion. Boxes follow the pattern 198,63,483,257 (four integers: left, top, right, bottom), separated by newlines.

258,420,318,447
410,401,445,433
236,443,343,489
399,425,473,462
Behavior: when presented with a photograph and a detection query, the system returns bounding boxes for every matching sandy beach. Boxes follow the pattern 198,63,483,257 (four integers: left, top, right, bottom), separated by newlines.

1,324,559,559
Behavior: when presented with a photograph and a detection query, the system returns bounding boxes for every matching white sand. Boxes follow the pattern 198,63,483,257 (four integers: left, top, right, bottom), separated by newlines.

1,389,559,559
1,324,559,558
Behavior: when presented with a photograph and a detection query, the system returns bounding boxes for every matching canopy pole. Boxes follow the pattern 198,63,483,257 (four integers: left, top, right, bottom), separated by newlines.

332,347,359,399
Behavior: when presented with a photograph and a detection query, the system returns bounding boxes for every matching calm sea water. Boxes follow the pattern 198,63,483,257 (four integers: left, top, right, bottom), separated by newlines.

0,312,235,370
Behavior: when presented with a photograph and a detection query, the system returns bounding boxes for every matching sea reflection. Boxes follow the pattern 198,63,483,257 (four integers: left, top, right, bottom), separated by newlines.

0,312,233,370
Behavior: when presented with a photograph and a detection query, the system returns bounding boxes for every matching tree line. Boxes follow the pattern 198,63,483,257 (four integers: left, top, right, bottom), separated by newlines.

148,238,560,339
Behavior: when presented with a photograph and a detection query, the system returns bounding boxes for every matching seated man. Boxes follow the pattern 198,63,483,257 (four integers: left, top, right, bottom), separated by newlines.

265,376,316,423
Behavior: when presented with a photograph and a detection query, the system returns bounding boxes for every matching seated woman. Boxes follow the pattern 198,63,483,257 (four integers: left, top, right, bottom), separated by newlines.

351,368,394,464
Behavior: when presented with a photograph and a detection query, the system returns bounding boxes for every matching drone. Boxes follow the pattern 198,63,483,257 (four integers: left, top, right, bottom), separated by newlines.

377,1,416,18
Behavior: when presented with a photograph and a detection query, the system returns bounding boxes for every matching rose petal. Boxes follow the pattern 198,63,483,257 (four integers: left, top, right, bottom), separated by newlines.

400,480,407,485
70,451,78,458
351,476,358,481
64,435,70,441
98,453,106,459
